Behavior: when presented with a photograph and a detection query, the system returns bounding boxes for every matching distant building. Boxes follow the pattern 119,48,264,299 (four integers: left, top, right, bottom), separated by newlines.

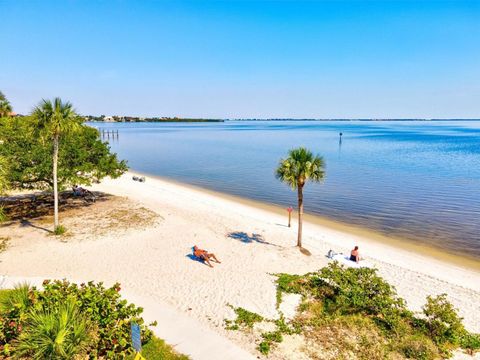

104,116,115,122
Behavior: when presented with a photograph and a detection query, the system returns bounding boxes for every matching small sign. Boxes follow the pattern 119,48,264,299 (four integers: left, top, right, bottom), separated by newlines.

131,322,142,353
287,207,293,213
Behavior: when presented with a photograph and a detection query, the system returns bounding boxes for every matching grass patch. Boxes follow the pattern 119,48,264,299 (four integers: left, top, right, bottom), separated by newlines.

0,237,9,252
53,224,67,235
224,305,263,330
126,336,189,360
0,206,8,223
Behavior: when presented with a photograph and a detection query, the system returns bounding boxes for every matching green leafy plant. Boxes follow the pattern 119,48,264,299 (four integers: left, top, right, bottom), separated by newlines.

53,225,67,236
0,206,8,223
0,237,9,252
0,280,165,359
224,305,263,330
422,294,466,346
13,298,93,359
0,284,35,345
460,333,480,355
257,341,270,355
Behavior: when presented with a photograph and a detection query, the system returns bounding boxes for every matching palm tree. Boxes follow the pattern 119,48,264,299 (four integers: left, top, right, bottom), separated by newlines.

276,147,325,248
13,299,92,359
0,91,13,117
32,98,80,232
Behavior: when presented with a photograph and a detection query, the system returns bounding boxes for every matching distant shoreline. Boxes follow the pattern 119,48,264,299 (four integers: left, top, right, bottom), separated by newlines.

89,118,480,122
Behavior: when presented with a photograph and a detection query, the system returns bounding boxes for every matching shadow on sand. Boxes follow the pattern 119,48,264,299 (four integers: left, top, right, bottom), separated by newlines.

185,254,210,267
20,219,52,233
227,231,276,246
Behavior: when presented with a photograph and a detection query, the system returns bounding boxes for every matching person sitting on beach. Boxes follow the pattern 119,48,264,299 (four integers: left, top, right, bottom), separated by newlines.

72,185,83,196
350,246,360,263
193,245,221,268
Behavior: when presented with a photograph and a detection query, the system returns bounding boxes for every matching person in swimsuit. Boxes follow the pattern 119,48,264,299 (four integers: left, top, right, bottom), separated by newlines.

193,245,221,268
350,246,360,263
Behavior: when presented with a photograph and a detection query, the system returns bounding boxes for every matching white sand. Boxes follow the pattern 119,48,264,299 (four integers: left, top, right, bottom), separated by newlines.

1,172,479,359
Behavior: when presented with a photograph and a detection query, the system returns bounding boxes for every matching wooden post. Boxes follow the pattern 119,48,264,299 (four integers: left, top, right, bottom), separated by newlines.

287,206,293,227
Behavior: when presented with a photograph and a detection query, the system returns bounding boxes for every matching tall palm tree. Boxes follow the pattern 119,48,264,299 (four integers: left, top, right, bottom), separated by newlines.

0,91,13,117
32,98,80,232
276,147,325,248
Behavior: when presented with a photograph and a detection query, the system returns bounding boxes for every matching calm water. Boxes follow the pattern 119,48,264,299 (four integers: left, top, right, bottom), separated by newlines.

91,121,480,259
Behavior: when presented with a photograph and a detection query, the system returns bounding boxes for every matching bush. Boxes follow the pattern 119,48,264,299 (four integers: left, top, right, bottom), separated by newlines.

53,225,67,235
460,333,480,355
0,284,35,345
423,294,465,346
315,262,406,319
0,280,160,359
399,334,440,360
0,206,8,223
225,305,263,330
13,298,93,359
257,341,270,355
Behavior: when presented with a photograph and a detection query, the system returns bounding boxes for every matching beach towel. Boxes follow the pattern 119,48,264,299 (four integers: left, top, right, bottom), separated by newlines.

331,254,371,268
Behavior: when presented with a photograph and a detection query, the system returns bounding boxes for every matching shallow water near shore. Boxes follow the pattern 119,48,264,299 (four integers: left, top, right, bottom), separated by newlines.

90,120,480,261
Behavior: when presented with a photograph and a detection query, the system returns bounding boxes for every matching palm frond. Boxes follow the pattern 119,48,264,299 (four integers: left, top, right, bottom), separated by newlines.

275,147,325,188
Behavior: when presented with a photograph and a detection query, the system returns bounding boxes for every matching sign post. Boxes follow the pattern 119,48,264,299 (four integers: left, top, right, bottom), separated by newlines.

287,207,293,227
131,322,145,360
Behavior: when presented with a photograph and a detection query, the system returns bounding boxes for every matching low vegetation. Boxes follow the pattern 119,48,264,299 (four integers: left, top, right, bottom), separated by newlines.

52,224,67,235
226,262,480,359
224,304,264,330
0,280,186,359
0,237,9,252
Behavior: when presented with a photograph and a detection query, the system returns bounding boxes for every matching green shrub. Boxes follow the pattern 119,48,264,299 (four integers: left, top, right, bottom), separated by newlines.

0,206,8,223
37,280,152,358
0,284,35,345
225,305,263,330
0,280,161,359
257,341,270,355
423,294,465,346
53,225,67,235
0,237,9,252
316,262,406,318
13,298,93,359
460,333,480,354
262,330,283,343
398,334,440,360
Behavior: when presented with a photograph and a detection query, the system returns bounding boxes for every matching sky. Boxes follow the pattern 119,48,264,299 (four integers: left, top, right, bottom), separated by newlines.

1,0,479,118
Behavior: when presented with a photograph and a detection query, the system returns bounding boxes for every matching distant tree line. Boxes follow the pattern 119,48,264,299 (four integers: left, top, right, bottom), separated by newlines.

85,115,224,123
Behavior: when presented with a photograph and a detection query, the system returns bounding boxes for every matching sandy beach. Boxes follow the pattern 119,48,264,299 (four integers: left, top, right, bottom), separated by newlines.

1,172,479,359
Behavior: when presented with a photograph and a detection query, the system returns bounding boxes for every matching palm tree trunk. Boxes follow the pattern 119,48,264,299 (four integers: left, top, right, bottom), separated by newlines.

53,134,59,230
297,184,304,248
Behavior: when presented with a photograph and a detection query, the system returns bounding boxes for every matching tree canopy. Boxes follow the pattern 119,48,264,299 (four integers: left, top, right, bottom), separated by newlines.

276,147,325,189
0,91,13,118
0,115,127,191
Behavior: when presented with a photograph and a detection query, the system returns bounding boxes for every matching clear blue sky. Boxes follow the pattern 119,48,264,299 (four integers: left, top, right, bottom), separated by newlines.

1,0,479,118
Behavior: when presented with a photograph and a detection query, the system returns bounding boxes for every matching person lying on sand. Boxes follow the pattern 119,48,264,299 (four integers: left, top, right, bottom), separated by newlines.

193,245,221,268
350,246,361,263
